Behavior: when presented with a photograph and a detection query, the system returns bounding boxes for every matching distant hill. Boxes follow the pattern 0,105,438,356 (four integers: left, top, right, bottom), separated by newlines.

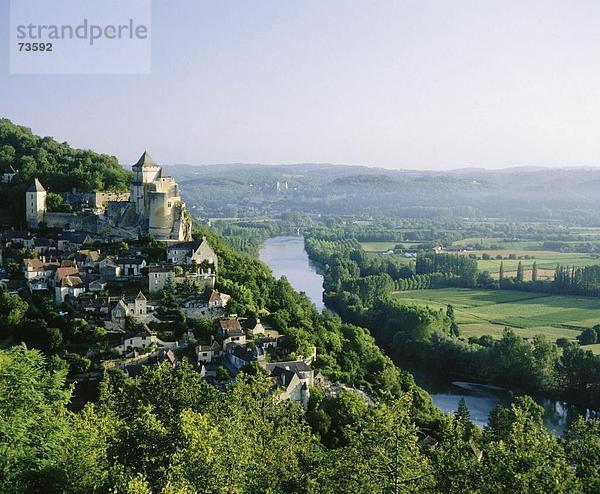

166,163,600,223
3,118,600,224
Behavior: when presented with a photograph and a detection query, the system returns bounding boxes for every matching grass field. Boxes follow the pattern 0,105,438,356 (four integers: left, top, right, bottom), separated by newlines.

360,241,398,252
473,251,600,273
451,237,543,250
393,288,600,352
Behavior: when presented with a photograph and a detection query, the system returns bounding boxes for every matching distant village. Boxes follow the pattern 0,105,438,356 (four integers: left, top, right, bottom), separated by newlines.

0,153,322,408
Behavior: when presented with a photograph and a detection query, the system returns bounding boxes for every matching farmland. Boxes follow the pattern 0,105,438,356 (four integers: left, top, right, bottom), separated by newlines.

393,288,600,352
359,241,398,252
444,250,600,280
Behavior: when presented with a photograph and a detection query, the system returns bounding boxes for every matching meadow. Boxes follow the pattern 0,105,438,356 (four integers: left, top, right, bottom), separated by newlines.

359,241,398,252
393,288,600,352
473,251,600,280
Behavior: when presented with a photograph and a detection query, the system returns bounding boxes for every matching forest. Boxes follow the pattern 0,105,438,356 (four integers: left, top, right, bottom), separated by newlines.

3,342,600,494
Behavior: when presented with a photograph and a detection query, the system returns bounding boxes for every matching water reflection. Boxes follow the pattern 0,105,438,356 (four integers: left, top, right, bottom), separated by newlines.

417,373,600,435
259,236,325,311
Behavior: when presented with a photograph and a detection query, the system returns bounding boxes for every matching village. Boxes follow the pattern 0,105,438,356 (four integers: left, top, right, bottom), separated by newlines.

0,154,322,409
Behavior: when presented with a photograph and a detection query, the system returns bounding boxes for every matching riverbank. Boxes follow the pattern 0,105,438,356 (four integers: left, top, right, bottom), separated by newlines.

259,235,599,434
259,235,326,311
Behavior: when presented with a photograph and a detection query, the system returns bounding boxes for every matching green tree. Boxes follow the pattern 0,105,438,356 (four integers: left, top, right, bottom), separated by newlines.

516,261,524,282
0,291,28,330
564,417,600,493
482,400,578,493
317,395,432,493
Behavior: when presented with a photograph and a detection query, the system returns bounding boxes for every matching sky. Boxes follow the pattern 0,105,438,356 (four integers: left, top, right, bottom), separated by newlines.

2,0,600,170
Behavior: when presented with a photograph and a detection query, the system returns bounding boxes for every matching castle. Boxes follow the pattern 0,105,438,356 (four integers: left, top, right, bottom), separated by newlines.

26,152,192,242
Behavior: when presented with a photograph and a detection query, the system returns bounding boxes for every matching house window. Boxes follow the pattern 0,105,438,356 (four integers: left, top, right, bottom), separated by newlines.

168,202,172,207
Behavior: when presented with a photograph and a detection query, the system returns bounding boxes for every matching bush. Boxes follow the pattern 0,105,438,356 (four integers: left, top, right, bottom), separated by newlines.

577,328,598,346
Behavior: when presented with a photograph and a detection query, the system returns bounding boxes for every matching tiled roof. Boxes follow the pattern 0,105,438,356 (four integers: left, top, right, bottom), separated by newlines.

219,318,242,333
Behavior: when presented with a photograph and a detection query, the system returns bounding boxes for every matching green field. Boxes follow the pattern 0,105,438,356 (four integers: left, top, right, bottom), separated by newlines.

473,250,600,275
452,237,543,250
393,288,600,352
359,241,398,252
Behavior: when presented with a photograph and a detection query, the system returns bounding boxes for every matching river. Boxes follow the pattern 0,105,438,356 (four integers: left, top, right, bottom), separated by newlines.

259,235,598,434
259,235,326,311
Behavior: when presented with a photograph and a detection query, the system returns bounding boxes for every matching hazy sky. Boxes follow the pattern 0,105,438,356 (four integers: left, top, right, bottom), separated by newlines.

2,0,600,170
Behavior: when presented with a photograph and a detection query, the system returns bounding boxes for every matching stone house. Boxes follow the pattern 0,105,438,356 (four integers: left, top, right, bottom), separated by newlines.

195,339,222,364
11,231,36,249
71,249,101,270
116,257,146,277
263,360,315,408
247,318,265,336
56,232,94,252
217,318,242,337
55,274,85,303
114,323,158,356
22,258,58,281
111,299,129,329
1,165,16,183
208,289,230,309
33,238,56,255
166,237,217,269
148,265,175,294
88,278,107,292
110,292,148,329
227,344,257,371
99,257,121,280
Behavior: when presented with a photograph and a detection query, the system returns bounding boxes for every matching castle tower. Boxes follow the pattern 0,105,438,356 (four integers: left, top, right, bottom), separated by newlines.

131,151,162,216
26,178,46,228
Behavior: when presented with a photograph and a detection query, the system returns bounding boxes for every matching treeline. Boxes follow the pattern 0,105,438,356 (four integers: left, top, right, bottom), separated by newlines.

394,272,463,291
3,346,600,493
553,264,600,297
416,252,478,283
211,215,313,255
0,119,131,192
494,263,600,298
305,237,414,282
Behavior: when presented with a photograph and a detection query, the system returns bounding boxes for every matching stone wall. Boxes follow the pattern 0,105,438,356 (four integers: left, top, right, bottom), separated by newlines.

44,211,99,232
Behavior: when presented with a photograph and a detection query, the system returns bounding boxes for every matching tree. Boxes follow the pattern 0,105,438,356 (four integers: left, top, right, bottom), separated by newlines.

564,417,600,493
532,261,538,282
45,192,72,212
317,395,432,493
0,345,112,493
482,399,578,493
516,261,524,283
499,261,504,281
577,328,598,346
446,304,460,337
0,291,28,330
